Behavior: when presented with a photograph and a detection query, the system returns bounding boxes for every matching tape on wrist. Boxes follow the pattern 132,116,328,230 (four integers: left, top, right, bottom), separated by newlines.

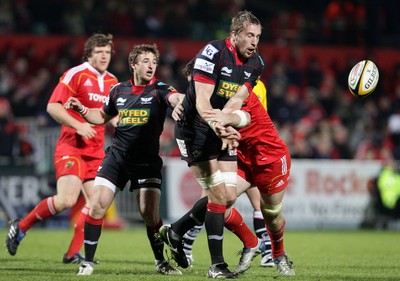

79,106,89,117
232,110,248,128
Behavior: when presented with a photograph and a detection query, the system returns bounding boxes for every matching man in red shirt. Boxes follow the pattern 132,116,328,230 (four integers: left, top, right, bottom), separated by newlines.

6,33,118,264
203,89,295,276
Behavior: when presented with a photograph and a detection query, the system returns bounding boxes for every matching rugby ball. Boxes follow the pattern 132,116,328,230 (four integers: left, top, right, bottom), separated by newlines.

348,60,379,97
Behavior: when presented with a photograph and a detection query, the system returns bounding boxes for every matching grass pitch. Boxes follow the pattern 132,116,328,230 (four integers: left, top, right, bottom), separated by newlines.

0,227,399,280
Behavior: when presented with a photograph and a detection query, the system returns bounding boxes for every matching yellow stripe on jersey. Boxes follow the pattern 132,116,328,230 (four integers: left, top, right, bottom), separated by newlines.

253,80,267,111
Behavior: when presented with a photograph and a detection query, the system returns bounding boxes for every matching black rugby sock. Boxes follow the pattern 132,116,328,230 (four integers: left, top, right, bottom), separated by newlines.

172,196,208,236
83,219,103,262
205,210,225,265
147,220,165,261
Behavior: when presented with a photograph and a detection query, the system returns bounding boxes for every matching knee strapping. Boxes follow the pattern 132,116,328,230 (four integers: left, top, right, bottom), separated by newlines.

261,202,283,217
221,172,237,187
196,170,224,189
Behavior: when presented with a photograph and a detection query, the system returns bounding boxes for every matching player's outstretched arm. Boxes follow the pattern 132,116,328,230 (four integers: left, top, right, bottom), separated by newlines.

64,97,113,125
203,108,250,128
169,93,185,121
48,101,97,140
223,84,250,112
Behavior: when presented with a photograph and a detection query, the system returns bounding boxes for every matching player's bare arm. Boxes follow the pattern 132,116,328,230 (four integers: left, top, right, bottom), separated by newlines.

194,81,215,117
64,97,114,126
168,93,185,109
171,95,185,121
203,108,250,128
48,101,97,140
223,85,250,112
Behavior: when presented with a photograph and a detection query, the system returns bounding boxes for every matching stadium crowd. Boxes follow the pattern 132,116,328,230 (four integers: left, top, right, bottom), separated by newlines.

0,0,399,47
1,0,400,167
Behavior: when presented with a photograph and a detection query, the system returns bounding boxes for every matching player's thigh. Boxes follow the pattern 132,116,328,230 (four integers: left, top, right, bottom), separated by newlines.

81,157,102,201
82,179,94,203
90,185,115,215
260,189,285,206
189,159,220,178
246,186,261,211
236,175,251,196
56,174,82,200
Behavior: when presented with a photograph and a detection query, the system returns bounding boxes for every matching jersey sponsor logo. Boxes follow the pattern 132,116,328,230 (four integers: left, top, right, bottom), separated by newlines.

118,108,149,126
176,138,188,157
116,97,127,106
168,85,177,92
83,78,93,87
88,93,108,103
201,44,219,60
244,71,251,79
194,58,215,74
221,67,232,77
65,161,74,168
140,97,153,104
216,80,241,99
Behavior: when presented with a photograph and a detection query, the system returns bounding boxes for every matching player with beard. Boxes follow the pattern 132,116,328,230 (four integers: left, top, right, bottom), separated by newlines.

158,10,264,279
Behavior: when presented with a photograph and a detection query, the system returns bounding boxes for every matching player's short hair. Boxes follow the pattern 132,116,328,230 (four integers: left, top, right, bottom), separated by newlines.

230,10,261,34
128,43,160,74
82,33,115,62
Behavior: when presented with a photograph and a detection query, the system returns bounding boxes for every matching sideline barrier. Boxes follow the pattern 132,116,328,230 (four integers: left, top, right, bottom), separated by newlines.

163,157,382,229
0,157,384,229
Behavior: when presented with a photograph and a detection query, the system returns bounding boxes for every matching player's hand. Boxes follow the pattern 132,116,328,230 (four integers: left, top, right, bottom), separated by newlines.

76,122,97,139
220,126,241,140
208,121,227,137
172,99,184,121
203,109,231,126
220,126,240,150
221,137,239,150
64,97,84,112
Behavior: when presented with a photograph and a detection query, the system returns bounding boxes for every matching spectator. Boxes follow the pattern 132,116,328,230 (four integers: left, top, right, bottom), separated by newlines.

355,133,393,161
0,97,17,164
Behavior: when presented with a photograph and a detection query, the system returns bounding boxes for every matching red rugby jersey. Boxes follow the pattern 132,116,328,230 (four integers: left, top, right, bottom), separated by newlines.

48,62,118,158
238,91,288,164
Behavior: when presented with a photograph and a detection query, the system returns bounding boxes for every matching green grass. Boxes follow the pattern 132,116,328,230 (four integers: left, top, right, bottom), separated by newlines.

0,227,399,280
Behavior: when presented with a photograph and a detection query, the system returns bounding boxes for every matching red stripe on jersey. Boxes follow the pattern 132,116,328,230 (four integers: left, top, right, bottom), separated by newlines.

193,74,215,85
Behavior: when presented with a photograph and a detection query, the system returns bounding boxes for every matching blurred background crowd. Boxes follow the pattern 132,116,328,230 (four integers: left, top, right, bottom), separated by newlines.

1,0,400,172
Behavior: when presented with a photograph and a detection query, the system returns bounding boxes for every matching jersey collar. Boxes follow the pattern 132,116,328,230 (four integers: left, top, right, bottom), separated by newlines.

225,38,245,65
84,62,107,77
130,76,156,94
